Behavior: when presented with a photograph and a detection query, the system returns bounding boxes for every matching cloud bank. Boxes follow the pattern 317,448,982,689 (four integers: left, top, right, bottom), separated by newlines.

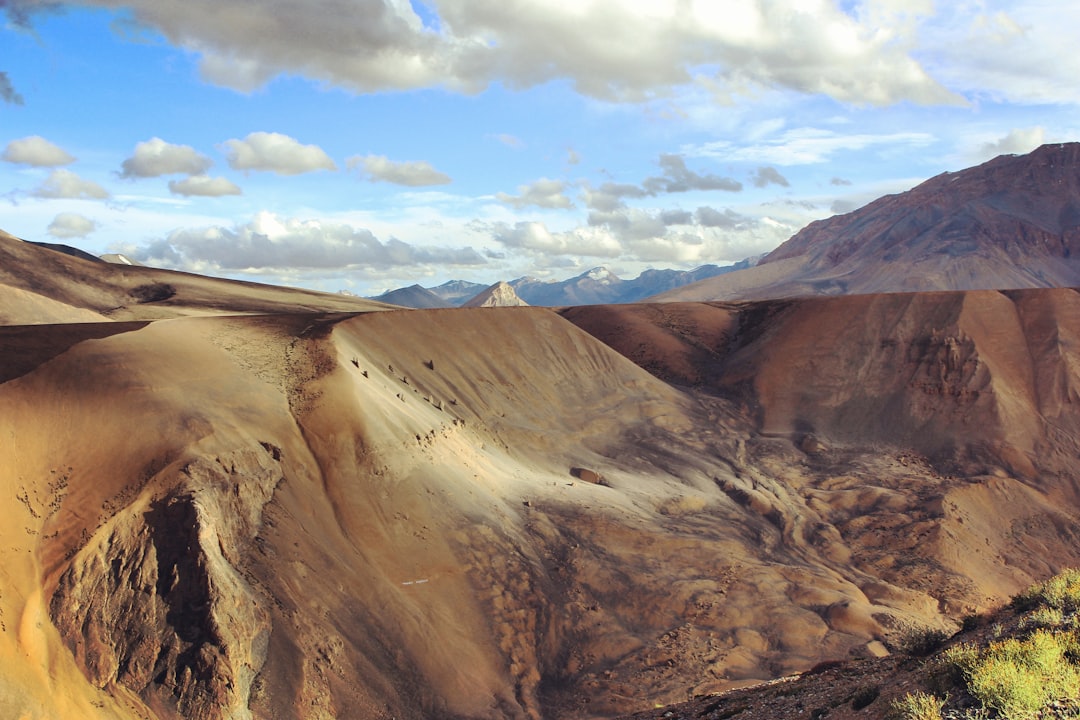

38,0,963,106
135,211,486,273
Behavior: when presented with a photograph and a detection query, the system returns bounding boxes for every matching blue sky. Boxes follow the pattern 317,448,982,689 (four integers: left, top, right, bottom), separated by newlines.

2,0,1078,295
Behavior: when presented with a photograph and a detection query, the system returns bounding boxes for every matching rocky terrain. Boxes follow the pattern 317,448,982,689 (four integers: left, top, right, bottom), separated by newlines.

1,230,1080,718
655,143,1080,302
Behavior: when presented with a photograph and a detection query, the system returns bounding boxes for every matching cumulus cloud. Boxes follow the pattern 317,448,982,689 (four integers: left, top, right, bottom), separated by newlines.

581,181,650,212
52,0,960,106
830,177,853,186
3,135,74,166
497,178,574,209
643,154,742,194
223,132,336,175
47,212,97,239
0,72,23,105
751,166,790,188
979,127,1046,160
32,169,110,199
347,154,451,186
168,174,242,196
120,138,213,178
695,206,749,229
490,220,621,257
135,211,486,272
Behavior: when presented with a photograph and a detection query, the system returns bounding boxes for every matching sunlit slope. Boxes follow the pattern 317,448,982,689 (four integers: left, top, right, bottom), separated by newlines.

4,299,1080,719
0,230,390,324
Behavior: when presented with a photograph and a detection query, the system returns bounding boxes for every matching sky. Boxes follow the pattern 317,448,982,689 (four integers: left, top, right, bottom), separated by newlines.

2,0,1079,296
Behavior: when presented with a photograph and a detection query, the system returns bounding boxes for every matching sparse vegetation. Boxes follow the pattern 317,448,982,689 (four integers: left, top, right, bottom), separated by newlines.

919,569,1080,720
889,690,944,720
1011,568,1080,613
950,630,1080,719
898,625,952,657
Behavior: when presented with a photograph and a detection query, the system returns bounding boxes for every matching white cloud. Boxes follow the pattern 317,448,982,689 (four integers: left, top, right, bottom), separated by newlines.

31,169,110,199
977,127,1046,160
2,136,75,166
120,137,213,178
347,154,451,186
168,174,243,196
920,2,1080,105
496,178,575,209
69,0,958,106
134,211,486,272
686,128,938,166
490,221,622,258
222,132,337,175
47,212,97,238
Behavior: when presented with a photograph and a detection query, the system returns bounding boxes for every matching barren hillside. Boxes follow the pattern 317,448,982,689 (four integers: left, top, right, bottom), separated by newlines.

654,143,1080,302
3,284,1080,718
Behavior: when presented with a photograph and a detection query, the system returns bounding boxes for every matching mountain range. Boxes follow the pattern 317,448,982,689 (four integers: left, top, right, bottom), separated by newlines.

370,262,749,308
2,144,1080,720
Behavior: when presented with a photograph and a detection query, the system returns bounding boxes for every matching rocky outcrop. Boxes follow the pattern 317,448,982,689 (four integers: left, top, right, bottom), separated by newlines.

50,449,281,720
462,281,529,307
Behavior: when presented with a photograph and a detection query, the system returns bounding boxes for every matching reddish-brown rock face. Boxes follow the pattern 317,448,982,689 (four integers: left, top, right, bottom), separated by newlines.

656,143,1080,302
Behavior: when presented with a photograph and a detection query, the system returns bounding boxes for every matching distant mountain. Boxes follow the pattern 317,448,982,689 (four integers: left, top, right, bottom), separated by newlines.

653,143,1080,302
510,263,740,306
100,253,145,267
511,267,623,306
428,279,488,306
368,264,743,309
461,280,529,307
369,284,450,309
28,241,105,264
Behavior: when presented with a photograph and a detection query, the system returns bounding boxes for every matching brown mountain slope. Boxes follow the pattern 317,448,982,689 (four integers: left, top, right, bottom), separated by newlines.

0,230,390,323
4,289,1080,719
654,143,1080,301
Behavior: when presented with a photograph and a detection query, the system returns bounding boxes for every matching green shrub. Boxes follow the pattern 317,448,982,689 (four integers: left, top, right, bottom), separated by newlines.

1012,568,1080,612
888,691,944,720
965,630,1080,720
1021,605,1064,630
